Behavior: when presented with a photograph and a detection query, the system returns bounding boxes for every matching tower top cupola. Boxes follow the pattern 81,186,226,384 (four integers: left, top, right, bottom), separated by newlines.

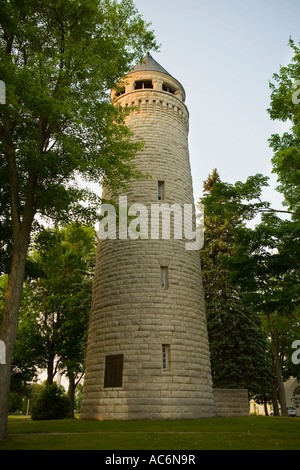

130,52,172,76
111,53,186,103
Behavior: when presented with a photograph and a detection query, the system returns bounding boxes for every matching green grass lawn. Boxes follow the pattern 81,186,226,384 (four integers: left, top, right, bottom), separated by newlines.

0,415,299,450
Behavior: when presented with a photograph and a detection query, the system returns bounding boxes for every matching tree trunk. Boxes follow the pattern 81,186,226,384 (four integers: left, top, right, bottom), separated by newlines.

264,398,269,416
0,236,30,439
67,372,75,419
271,384,280,416
274,355,288,416
46,354,56,386
0,121,37,437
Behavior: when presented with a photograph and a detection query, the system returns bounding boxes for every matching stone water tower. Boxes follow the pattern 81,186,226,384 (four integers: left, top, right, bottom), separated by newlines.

80,53,216,420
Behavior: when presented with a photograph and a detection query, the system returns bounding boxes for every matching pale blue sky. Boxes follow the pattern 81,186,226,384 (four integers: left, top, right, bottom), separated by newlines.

132,0,300,211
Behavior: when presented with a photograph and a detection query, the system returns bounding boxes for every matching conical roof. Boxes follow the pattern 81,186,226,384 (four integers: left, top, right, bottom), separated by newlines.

130,53,172,77
124,52,186,103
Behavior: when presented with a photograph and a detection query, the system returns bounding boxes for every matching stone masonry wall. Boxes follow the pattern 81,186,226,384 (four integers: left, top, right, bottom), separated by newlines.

213,389,249,417
80,68,216,421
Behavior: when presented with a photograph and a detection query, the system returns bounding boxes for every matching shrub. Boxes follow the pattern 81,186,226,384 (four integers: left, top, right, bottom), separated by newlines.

8,391,23,413
31,383,71,421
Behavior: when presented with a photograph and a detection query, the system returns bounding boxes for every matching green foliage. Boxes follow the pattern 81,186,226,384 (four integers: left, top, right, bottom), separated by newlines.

228,214,300,311
14,223,97,386
200,170,272,397
0,0,159,272
0,1,158,434
268,37,300,217
31,383,71,421
8,392,22,413
27,383,45,413
200,162,300,410
201,169,271,223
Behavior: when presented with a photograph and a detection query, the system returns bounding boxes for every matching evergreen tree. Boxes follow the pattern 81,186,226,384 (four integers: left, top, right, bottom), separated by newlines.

200,169,299,415
200,170,272,398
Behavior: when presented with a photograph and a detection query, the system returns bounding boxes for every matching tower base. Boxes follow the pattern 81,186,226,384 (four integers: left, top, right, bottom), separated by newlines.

80,396,216,421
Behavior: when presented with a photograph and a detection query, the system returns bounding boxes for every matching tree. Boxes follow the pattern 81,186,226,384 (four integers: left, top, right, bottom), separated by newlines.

14,223,96,417
228,214,299,415
200,170,272,398
199,153,299,415
0,0,158,438
268,37,300,218
263,36,300,412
